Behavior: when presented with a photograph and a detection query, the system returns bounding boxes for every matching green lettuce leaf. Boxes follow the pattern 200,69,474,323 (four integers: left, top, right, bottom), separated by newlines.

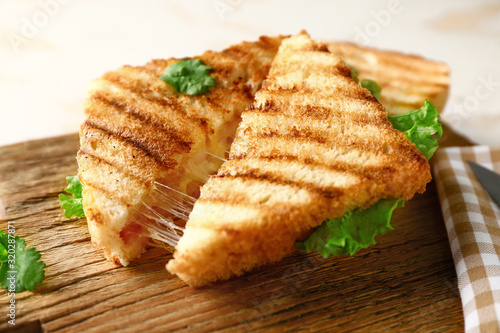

296,199,404,257
59,175,85,219
361,79,381,101
348,66,381,100
160,59,217,95
388,100,443,160
0,230,46,292
350,67,359,83
0,241,7,263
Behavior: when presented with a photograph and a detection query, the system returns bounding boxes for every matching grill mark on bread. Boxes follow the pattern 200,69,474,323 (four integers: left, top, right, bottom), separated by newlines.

239,114,395,152
262,84,376,103
102,61,268,136
247,101,387,125
216,168,347,199
77,151,136,207
84,118,180,169
132,61,174,77
326,41,450,115
254,90,384,114
100,74,211,133
79,124,168,186
225,153,397,184
361,71,449,87
139,37,279,92
205,173,344,200
252,129,385,152
327,41,450,75
379,98,430,109
379,83,447,98
359,64,448,83
91,92,193,147
229,135,403,172
345,63,448,84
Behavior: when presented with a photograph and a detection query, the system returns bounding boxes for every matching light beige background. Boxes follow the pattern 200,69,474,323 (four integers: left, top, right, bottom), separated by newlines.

1,0,499,146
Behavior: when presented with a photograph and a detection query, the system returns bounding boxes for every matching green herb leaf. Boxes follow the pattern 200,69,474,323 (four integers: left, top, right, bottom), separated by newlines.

296,199,404,257
160,59,217,95
59,175,85,219
350,67,359,83
0,230,46,292
0,242,7,263
388,100,443,160
348,66,381,100
361,79,382,101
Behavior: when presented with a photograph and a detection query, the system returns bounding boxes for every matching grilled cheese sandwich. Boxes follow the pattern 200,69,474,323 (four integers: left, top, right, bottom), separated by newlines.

166,32,431,287
77,33,448,274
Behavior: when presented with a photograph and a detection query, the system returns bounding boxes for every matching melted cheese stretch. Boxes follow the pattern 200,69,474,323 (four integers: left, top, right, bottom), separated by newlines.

132,150,227,247
133,113,236,247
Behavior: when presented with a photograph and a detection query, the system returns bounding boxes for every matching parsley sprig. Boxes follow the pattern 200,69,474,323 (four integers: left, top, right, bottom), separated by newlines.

59,175,85,219
0,230,46,292
350,67,382,101
160,59,217,95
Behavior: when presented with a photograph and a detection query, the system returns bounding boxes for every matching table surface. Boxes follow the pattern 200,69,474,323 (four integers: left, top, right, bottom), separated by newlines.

0,124,471,332
1,0,499,147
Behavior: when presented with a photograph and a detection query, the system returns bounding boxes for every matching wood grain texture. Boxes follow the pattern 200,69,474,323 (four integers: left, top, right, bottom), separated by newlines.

0,124,470,332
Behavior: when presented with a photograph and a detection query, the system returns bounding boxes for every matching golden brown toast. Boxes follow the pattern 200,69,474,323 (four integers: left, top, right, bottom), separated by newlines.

77,35,285,265
78,32,448,268
166,32,432,287
327,41,450,115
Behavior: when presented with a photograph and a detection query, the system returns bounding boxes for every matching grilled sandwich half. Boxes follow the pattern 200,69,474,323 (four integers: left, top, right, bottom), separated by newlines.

77,35,285,265
327,41,450,115
166,32,432,287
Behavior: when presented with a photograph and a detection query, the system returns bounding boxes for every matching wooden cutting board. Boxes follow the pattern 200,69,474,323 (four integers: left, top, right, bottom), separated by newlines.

0,125,471,332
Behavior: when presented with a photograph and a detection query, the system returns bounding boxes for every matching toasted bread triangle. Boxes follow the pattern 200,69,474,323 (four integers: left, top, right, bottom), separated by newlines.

167,32,431,287
78,35,286,265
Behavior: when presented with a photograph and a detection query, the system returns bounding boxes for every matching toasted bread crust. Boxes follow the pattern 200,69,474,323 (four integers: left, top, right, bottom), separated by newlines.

78,35,286,265
167,33,432,287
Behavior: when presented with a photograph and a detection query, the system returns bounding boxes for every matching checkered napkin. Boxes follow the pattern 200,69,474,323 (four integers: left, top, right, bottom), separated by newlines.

433,145,500,332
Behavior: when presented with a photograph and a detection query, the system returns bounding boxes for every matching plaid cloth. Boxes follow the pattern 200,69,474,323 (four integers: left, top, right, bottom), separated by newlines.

433,145,500,332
